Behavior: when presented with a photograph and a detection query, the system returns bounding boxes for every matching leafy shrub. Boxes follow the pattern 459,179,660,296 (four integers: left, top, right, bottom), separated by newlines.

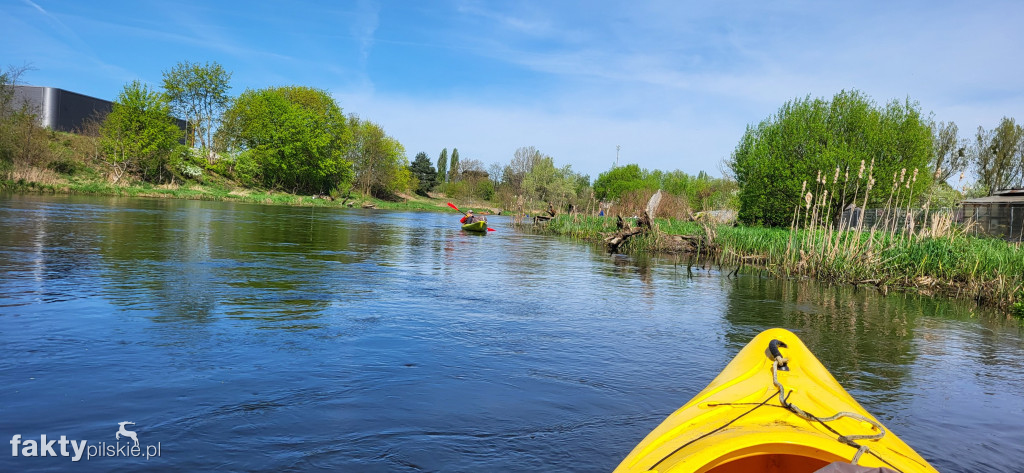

730,90,932,227
46,158,83,175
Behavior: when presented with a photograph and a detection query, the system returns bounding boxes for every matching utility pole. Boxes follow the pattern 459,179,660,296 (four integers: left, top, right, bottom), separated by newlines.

616,145,620,168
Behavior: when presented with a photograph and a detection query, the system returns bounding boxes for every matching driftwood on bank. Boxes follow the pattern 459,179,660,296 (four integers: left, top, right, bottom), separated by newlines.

604,212,653,252
533,202,559,224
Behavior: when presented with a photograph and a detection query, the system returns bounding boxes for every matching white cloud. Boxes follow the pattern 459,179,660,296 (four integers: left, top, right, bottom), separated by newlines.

338,90,741,180
6,0,1023,184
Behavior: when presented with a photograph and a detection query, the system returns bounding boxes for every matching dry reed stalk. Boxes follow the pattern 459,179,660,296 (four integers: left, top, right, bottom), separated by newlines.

817,189,830,260
886,168,906,241
786,181,808,269
11,163,64,186
899,168,920,241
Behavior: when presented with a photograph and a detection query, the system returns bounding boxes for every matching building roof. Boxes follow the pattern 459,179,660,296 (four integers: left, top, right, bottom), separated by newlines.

961,194,1024,204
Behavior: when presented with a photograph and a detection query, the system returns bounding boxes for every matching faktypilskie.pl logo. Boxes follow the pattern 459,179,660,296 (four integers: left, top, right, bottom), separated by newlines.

9,422,161,461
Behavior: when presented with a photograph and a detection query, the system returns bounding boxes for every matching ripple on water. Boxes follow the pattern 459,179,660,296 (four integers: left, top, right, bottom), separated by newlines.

0,196,1021,472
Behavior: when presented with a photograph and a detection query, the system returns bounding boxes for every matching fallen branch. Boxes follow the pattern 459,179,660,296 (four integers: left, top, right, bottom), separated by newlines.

604,211,652,252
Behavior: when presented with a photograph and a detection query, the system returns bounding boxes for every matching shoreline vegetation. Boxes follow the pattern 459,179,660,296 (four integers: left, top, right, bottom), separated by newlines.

534,210,1023,318
5,168,1022,318
0,168,446,207
3,68,1021,318
0,161,460,211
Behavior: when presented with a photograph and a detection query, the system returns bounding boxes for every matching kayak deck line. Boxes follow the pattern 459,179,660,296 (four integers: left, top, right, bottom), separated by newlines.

614,328,939,473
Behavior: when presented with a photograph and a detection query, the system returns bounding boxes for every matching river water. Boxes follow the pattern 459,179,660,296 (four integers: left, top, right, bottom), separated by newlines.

1,194,1022,472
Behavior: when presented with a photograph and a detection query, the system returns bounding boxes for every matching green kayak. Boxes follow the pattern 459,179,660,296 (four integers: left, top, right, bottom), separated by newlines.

461,221,488,233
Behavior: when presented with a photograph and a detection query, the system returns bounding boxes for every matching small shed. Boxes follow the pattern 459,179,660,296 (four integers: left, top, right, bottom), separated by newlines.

959,188,1024,241
839,203,863,229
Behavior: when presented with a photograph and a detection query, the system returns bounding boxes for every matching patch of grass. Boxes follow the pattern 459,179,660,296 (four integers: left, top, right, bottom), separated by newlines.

1013,299,1024,318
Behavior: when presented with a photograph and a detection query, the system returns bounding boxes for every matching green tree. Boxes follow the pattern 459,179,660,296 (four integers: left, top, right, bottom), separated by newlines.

0,64,52,173
454,157,492,200
216,85,352,194
930,120,968,182
409,151,436,196
522,156,577,206
0,65,30,176
100,80,184,183
592,164,658,201
972,118,1023,194
436,148,448,184
348,115,409,197
161,60,232,153
501,146,542,197
448,147,460,182
729,90,933,227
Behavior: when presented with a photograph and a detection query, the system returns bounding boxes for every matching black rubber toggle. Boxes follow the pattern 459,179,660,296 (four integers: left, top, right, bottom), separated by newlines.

769,339,789,371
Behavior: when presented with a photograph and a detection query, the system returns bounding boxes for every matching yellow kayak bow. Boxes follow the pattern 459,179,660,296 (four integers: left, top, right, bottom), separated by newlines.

614,328,939,473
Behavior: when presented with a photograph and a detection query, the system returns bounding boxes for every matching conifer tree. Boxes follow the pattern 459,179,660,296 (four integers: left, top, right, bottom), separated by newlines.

436,148,448,184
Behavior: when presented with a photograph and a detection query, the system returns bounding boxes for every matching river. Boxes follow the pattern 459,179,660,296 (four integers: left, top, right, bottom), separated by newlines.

1,194,1022,472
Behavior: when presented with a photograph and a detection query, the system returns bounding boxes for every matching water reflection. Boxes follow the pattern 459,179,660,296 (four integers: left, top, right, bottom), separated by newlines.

86,201,429,328
2,194,1023,473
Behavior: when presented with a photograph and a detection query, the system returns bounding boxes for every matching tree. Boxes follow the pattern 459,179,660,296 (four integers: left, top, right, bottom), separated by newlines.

729,90,933,227
409,151,436,196
592,164,657,201
501,146,543,196
100,80,184,183
448,147,460,182
0,64,54,173
972,117,1024,194
216,85,352,194
0,65,32,175
161,60,232,154
348,115,409,197
454,157,492,199
436,148,448,184
931,120,968,182
522,156,579,208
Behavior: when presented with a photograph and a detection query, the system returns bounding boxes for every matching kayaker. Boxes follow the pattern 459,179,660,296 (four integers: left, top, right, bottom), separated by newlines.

460,210,484,224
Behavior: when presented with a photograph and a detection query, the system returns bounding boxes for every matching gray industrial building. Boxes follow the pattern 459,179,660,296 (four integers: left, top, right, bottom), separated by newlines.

12,85,113,133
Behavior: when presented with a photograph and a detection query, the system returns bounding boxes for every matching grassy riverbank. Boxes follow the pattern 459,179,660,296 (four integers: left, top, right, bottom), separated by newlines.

0,162,466,212
6,157,1021,317
540,214,1024,317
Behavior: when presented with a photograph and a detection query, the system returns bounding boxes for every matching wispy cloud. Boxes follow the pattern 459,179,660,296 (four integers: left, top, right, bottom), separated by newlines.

5,0,1023,179
19,0,96,58
352,0,380,64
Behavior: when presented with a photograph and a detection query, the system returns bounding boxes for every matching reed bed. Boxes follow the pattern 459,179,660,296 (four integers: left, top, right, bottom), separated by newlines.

775,161,1023,312
538,162,1024,316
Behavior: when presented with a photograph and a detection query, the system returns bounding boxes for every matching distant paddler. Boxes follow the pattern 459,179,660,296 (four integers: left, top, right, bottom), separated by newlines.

460,209,485,225
447,203,494,233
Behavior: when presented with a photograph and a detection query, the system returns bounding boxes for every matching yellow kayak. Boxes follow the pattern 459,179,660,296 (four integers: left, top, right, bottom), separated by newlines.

461,220,489,233
614,328,938,473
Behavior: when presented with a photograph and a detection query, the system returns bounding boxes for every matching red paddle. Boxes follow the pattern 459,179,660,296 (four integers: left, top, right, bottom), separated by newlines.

447,202,496,231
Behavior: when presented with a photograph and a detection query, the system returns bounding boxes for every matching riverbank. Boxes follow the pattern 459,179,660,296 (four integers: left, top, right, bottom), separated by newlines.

0,166,464,212
5,166,1020,317
537,214,1024,317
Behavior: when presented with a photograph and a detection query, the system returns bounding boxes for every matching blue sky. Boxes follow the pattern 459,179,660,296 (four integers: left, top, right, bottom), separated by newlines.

3,0,1022,181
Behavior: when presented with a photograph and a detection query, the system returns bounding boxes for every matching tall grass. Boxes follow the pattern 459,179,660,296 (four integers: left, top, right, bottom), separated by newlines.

772,160,1021,313
538,162,1024,315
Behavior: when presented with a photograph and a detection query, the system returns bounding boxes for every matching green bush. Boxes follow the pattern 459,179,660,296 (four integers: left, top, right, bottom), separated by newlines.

476,179,495,200
216,86,353,194
46,157,83,175
0,154,13,179
730,90,933,227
